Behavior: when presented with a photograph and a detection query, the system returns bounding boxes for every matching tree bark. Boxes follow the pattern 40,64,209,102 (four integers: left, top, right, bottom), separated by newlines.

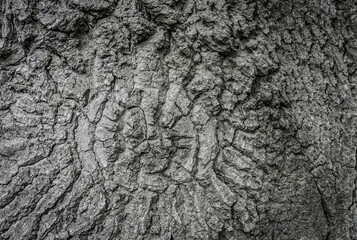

0,0,356,239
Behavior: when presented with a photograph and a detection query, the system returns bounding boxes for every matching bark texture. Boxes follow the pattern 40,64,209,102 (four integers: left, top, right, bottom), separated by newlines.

0,0,356,239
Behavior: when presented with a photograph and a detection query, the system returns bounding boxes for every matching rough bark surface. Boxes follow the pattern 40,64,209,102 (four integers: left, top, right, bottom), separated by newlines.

0,0,356,239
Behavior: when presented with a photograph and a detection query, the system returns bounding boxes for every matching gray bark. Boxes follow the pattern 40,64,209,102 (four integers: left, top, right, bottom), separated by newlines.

0,0,356,239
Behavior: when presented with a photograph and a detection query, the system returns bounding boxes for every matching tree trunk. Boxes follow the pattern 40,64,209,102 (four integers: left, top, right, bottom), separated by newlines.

0,0,356,239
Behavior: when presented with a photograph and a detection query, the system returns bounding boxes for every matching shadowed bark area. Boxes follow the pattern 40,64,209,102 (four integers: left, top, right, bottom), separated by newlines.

0,0,356,239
